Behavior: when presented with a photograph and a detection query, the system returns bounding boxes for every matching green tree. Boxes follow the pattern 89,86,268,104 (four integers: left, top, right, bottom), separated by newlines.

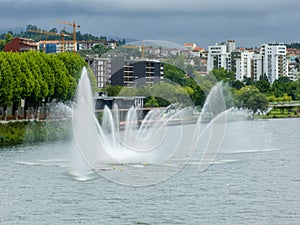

102,85,123,96
144,96,159,107
211,68,235,82
46,54,71,101
231,80,244,90
0,33,13,51
0,53,14,111
255,78,271,94
235,86,269,113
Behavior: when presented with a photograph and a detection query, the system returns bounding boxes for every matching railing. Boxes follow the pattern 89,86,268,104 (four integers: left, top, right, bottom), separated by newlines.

269,101,300,107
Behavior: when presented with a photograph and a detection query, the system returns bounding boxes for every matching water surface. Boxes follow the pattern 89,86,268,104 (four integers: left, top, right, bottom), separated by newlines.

0,118,299,224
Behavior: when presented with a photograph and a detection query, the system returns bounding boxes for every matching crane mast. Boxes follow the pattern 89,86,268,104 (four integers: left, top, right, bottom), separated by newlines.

55,19,80,53
27,29,70,52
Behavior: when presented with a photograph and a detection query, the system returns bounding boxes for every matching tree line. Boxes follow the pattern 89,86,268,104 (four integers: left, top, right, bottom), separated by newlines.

0,51,95,116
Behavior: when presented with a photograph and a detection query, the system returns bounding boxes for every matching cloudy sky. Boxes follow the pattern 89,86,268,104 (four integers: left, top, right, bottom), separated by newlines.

0,0,299,48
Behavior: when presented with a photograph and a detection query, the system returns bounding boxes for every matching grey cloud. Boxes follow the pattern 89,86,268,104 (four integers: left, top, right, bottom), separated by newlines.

0,0,299,47
2,0,298,18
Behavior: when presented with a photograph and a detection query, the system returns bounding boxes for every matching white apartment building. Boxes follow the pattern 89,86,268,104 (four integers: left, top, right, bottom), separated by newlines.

207,45,229,71
251,53,263,81
207,40,236,72
235,51,254,81
208,41,288,83
261,43,288,83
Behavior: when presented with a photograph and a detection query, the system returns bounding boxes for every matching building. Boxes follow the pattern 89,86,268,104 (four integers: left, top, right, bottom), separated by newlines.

113,60,164,87
234,51,254,81
183,43,197,51
78,40,116,51
207,40,236,72
86,56,164,88
261,43,288,83
207,41,288,83
251,53,263,81
39,40,75,53
95,93,145,122
4,38,39,52
288,67,300,81
207,44,230,72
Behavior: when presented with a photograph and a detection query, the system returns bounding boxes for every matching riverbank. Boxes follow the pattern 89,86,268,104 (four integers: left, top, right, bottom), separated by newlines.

258,107,300,119
0,119,72,147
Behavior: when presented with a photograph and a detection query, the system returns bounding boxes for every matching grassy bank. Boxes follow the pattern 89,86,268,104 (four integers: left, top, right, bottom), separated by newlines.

0,119,72,147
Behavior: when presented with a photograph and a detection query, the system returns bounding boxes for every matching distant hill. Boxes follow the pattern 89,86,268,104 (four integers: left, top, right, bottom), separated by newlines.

0,27,25,35
286,43,300,49
107,36,139,44
0,24,134,45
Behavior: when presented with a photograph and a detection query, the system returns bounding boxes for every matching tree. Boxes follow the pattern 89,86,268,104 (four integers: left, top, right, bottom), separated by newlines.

5,33,13,43
4,52,23,114
144,96,159,107
243,76,254,85
271,77,292,98
46,54,70,101
0,53,14,111
211,68,235,82
0,33,13,51
102,85,123,96
235,86,269,114
255,79,270,94
231,80,244,90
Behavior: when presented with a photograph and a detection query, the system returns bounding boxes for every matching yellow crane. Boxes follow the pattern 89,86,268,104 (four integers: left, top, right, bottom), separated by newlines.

55,19,80,53
27,29,70,52
122,42,145,59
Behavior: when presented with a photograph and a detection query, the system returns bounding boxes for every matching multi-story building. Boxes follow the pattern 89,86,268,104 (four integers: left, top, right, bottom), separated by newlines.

39,40,75,53
111,59,164,87
38,40,117,54
207,41,288,83
207,40,236,72
234,51,254,81
86,56,164,88
4,38,39,52
260,43,288,83
207,44,229,72
78,40,116,50
251,53,263,81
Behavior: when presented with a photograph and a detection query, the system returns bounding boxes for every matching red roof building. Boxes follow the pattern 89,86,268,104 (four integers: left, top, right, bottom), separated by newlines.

4,37,39,52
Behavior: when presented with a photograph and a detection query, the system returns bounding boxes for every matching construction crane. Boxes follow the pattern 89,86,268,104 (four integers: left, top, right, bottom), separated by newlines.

55,19,80,53
122,42,145,59
27,29,70,52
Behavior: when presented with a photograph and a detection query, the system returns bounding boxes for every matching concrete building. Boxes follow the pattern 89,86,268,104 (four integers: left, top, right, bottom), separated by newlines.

207,41,288,83
95,94,145,122
207,44,229,72
39,40,75,53
86,56,164,88
251,53,263,81
207,40,236,72
261,43,288,83
86,56,125,88
111,59,164,87
288,67,300,81
4,38,39,52
78,40,116,50
234,51,254,81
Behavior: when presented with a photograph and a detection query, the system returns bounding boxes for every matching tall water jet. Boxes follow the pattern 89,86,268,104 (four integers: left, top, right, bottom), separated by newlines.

71,68,229,186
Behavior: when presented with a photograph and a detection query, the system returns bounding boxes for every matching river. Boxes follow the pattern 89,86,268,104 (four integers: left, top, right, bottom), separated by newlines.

0,118,299,224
